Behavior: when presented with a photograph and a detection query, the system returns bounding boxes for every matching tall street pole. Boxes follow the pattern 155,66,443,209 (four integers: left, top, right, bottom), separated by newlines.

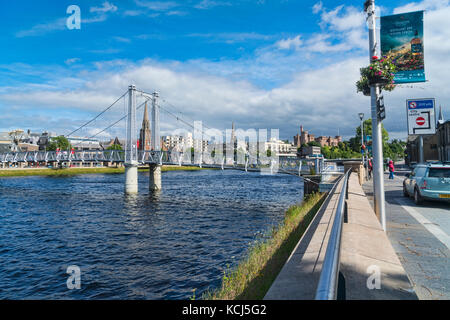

359,113,365,165
366,0,386,231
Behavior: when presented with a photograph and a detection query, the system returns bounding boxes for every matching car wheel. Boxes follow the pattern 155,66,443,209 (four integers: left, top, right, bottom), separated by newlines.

414,188,423,205
403,183,409,197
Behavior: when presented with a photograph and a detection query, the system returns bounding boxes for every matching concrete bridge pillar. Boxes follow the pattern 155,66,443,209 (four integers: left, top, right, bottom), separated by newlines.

125,163,139,194
149,164,162,191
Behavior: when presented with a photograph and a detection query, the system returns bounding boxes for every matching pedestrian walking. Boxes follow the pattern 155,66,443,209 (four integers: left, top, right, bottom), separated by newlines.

368,157,373,179
388,160,395,179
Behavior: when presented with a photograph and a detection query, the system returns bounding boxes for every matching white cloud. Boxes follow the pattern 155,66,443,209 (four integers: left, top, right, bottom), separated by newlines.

275,4,366,55
65,58,81,65
15,18,66,38
194,0,231,10
123,10,145,16
135,0,179,11
319,5,365,32
393,0,449,14
90,1,118,14
276,35,302,50
312,1,323,14
189,32,272,44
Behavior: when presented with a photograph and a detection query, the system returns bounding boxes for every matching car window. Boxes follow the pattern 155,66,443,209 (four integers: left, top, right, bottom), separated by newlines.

428,168,450,178
414,167,427,177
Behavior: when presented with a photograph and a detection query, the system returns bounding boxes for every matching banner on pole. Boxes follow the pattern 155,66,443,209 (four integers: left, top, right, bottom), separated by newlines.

381,11,425,84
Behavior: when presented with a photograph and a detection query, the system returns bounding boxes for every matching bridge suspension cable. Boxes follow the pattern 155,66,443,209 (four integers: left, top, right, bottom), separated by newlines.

66,90,128,138
159,98,214,131
70,99,148,149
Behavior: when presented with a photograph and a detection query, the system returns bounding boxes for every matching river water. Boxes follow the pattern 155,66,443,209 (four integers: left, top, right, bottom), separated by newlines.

0,169,304,299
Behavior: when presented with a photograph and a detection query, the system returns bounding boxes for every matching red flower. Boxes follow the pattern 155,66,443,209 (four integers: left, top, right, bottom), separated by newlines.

372,56,378,60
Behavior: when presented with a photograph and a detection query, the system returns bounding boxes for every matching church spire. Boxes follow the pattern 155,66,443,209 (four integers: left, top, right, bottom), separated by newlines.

139,102,151,151
231,121,236,144
143,102,149,125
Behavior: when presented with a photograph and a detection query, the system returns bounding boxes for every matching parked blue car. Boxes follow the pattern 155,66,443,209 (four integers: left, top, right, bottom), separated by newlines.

403,162,450,205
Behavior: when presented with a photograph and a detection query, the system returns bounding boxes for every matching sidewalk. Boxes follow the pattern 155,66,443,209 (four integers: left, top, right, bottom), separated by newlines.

362,173,450,300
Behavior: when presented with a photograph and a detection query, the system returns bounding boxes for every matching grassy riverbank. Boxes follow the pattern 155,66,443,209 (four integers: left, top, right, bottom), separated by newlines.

0,166,208,177
203,192,327,300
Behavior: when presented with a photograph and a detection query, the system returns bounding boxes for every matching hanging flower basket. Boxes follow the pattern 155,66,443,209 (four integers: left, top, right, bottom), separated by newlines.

356,56,397,95
362,86,371,96
356,77,371,96
368,75,390,86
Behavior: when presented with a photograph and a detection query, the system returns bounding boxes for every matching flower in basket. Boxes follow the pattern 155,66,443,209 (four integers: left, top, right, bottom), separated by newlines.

356,56,397,95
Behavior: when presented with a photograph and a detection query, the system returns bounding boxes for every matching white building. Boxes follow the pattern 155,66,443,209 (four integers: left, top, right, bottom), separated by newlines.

162,132,208,152
260,138,295,156
68,137,102,151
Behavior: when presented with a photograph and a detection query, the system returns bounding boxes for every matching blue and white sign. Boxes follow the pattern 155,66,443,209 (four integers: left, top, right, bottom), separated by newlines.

406,98,436,135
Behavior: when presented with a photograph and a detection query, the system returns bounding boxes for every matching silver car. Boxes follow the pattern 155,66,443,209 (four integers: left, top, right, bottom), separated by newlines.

403,163,450,205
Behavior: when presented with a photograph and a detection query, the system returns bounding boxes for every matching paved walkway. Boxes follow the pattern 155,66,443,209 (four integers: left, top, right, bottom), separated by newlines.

363,173,450,300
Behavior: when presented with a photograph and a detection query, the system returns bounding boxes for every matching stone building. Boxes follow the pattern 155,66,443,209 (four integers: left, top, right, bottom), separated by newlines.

406,135,439,165
294,125,342,148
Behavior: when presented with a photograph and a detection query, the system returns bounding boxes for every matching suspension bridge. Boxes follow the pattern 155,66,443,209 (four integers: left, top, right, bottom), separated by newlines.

0,85,342,193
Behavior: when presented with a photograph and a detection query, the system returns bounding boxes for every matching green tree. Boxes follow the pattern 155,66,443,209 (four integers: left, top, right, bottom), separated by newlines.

321,145,331,159
355,118,390,157
307,141,321,147
107,144,123,150
47,136,71,151
356,119,389,143
385,139,406,161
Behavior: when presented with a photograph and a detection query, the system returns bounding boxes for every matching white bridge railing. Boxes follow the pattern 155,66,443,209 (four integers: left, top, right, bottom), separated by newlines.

0,150,330,174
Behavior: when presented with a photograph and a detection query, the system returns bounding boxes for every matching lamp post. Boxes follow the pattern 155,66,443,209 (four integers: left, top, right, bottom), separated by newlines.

359,112,365,163
365,0,386,231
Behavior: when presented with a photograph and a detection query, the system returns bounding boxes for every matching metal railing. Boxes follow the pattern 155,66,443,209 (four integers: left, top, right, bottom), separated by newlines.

315,169,351,300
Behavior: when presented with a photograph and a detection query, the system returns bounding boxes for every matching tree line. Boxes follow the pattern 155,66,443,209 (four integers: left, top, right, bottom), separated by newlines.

298,119,406,161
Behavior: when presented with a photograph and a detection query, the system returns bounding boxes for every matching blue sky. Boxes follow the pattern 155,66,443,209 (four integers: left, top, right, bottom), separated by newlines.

0,0,449,141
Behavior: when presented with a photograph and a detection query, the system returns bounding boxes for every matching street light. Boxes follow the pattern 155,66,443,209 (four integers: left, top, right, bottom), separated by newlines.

365,0,386,232
359,112,365,156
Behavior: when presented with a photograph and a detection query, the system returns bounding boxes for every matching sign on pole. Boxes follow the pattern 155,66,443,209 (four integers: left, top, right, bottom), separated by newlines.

406,98,436,135
381,11,425,83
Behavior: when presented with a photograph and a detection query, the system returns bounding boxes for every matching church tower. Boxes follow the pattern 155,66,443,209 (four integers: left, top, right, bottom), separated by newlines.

139,102,152,151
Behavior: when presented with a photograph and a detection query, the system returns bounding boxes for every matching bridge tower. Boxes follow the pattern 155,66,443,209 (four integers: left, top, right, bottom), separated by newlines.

150,91,162,191
125,85,139,194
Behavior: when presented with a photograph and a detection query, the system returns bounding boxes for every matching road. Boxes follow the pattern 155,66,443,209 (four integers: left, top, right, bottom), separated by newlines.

362,173,450,300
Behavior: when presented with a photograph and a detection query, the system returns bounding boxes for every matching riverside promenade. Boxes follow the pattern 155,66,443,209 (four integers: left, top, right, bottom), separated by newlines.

265,171,418,300
363,173,450,300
